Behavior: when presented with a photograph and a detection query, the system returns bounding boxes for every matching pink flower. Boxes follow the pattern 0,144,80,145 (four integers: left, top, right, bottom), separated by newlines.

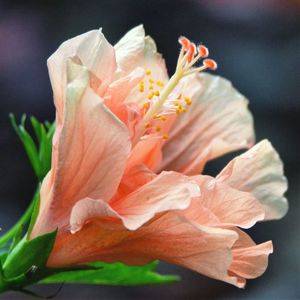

30,25,288,287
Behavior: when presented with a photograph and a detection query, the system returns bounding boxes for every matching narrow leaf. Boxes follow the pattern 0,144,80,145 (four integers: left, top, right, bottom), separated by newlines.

27,188,41,237
9,114,41,179
9,226,24,252
19,125,41,178
41,261,179,286
30,116,42,144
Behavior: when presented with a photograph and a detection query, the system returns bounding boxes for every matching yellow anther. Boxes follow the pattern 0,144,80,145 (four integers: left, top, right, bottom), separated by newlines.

176,108,181,115
149,78,154,84
155,126,161,132
160,116,167,121
156,81,164,87
140,81,145,86
146,69,151,75
182,107,187,112
154,91,160,96
162,134,168,140
139,87,144,93
174,102,180,106
184,97,192,105
177,93,182,100
148,93,154,100
149,85,154,90
144,123,151,128
152,114,158,119
143,103,150,109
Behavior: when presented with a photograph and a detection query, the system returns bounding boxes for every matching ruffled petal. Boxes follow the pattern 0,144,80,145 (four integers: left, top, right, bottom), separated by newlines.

69,170,199,233
217,140,288,220
104,67,145,114
111,171,200,230
70,164,156,233
127,138,163,171
182,175,265,229
159,73,255,175
113,164,156,200
229,229,273,287
70,198,120,234
48,212,240,289
102,214,241,287
31,63,131,237
104,68,145,137
47,219,130,267
114,25,168,82
48,28,116,123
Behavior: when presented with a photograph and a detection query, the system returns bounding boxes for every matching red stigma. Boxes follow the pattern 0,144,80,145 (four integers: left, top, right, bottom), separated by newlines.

198,45,209,58
187,42,196,63
203,59,218,70
179,36,190,51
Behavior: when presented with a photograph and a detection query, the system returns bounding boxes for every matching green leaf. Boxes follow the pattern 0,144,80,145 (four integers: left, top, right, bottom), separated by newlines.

41,261,179,286
9,114,41,179
10,114,55,182
9,226,24,252
39,127,52,178
0,245,10,264
0,246,9,257
44,121,52,130
30,116,43,144
3,230,57,279
26,189,40,238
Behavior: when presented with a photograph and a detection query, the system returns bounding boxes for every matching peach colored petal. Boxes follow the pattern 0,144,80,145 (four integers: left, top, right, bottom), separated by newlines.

98,214,240,287
103,68,145,137
183,175,265,229
159,73,255,175
48,189,266,289
69,170,199,234
231,241,273,280
70,165,156,233
114,25,168,82
217,140,288,220
48,28,116,124
31,63,131,237
112,164,156,200
120,215,239,284
127,138,163,171
112,102,143,139
104,67,145,114
111,171,200,230
47,219,130,267
229,229,273,286
70,198,120,234
48,212,241,289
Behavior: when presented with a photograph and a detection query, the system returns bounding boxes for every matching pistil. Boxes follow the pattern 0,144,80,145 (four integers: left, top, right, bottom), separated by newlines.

132,36,217,146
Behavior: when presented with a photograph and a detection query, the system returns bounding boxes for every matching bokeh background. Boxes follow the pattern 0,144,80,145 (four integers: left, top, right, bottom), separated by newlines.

0,0,299,299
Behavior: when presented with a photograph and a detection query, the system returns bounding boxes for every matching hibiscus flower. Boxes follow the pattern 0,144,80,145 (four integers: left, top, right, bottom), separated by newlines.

30,25,288,287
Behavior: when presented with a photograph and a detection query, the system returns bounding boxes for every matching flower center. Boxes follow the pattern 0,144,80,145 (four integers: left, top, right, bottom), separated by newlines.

132,36,217,146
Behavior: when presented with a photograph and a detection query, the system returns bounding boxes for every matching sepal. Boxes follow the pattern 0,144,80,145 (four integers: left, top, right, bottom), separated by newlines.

3,230,57,279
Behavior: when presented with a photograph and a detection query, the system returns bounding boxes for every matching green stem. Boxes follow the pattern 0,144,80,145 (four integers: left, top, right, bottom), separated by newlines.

0,188,38,247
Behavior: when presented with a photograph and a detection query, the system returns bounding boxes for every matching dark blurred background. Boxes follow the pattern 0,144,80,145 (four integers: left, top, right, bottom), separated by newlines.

0,0,299,299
